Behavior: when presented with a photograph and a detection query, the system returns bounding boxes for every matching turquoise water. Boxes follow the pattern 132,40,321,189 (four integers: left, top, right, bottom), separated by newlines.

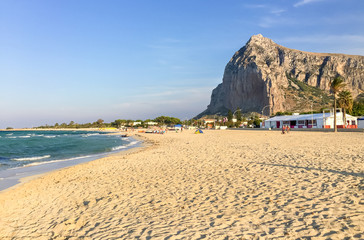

0,130,137,171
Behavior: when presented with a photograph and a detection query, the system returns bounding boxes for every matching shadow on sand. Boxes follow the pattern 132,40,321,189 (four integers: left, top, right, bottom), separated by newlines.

252,162,364,179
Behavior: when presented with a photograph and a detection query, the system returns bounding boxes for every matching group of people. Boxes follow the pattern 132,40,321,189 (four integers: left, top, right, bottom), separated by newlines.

282,125,290,134
152,130,166,134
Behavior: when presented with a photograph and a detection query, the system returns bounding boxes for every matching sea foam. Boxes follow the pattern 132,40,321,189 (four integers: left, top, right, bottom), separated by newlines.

24,155,94,167
112,140,139,151
12,155,51,161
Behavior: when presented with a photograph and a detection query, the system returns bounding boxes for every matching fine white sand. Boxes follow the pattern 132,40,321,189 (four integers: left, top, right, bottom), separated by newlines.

0,130,363,239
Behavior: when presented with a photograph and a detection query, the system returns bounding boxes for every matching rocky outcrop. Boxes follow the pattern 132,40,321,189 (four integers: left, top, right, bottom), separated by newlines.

198,34,364,117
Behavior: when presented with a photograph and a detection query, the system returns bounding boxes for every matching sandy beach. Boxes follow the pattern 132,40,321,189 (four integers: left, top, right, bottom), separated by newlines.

0,130,363,239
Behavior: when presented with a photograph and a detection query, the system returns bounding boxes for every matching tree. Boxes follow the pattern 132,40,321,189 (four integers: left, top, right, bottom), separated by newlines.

227,110,233,122
155,116,169,125
352,100,364,116
236,108,242,122
329,77,345,132
253,116,262,128
96,119,104,128
112,119,124,129
68,121,75,127
338,90,353,128
154,116,181,126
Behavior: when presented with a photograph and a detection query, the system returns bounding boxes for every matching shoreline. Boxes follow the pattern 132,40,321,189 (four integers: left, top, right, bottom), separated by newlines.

0,128,120,132
0,130,363,239
0,133,144,193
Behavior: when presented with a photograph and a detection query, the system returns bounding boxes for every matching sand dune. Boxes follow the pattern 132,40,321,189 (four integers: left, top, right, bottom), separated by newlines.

0,130,363,239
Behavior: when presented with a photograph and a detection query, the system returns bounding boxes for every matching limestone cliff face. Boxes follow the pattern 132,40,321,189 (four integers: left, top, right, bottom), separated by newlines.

199,34,364,117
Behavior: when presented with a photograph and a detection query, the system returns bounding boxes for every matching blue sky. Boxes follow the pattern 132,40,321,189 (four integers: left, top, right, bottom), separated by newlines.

1,0,363,128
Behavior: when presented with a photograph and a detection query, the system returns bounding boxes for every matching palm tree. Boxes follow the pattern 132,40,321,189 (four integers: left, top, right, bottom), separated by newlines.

338,90,353,128
329,77,346,132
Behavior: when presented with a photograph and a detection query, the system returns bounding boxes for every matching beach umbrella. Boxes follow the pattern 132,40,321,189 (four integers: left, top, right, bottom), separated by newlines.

194,129,203,134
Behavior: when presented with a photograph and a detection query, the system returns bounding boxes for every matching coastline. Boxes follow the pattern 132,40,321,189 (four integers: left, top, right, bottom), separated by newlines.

0,128,117,131
0,133,144,193
0,130,363,239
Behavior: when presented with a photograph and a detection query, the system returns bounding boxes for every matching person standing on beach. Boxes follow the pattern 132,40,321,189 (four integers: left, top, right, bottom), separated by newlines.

282,125,286,134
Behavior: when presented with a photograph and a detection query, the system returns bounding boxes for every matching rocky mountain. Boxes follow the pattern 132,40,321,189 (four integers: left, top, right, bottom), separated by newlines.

197,34,364,117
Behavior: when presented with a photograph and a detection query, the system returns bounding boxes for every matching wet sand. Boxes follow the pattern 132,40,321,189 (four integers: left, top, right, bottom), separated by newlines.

0,130,363,239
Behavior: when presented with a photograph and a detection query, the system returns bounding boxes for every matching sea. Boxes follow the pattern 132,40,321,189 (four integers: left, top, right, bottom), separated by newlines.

0,130,140,191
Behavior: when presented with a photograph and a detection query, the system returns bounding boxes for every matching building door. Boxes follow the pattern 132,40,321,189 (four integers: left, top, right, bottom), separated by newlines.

276,121,280,128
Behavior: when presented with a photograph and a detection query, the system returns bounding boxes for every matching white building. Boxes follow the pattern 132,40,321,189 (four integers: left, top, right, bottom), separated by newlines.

133,122,142,126
203,119,216,124
146,121,158,126
358,117,364,128
263,110,358,129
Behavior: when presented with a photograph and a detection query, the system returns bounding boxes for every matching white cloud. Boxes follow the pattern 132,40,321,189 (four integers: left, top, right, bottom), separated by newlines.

258,17,275,28
243,4,267,9
242,3,288,27
278,34,364,44
258,16,296,28
132,86,215,102
277,34,364,55
271,9,286,16
244,3,286,15
322,14,364,25
294,0,323,7
110,85,218,120
146,37,183,49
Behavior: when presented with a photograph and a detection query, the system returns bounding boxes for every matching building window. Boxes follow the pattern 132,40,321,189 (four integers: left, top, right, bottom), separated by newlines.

307,120,317,126
283,121,290,125
298,120,304,125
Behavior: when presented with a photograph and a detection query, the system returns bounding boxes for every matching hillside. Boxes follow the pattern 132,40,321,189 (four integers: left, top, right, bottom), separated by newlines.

197,34,364,117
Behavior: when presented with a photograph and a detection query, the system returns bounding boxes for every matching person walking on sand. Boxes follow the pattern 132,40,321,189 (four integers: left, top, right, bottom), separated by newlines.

282,125,286,134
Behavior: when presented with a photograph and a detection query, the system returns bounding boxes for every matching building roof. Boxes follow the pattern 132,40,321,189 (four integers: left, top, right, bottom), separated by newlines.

265,112,356,122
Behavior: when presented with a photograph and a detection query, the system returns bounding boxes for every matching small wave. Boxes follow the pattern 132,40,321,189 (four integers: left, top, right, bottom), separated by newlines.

82,133,100,138
12,155,51,161
18,136,31,138
7,136,17,139
112,145,127,151
44,135,56,138
26,134,45,137
6,133,13,136
112,141,139,151
25,155,93,167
